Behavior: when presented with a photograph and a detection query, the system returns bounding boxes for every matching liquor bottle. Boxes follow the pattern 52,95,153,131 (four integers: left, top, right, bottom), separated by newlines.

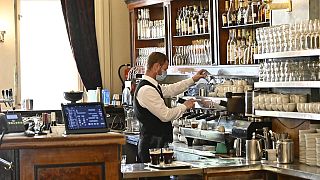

263,0,271,22
237,0,246,25
244,0,253,24
234,0,239,22
258,0,265,23
176,8,181,36
227,30,231,64
252,0,260,24
227,0,237,26
235,29,241,64
203,5,209,33
222,0,229,27
137,9,142,39
249,34,255,64
192,5,199,34
188,6,193,35
227,29,237,65
183,6,188,35
239,29,247,65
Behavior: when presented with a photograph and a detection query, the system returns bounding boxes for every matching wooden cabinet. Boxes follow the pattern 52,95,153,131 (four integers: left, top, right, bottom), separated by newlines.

128,0,168,72
0,132,125,180
126,0,215,71
124,0,270,70
216,0,270,65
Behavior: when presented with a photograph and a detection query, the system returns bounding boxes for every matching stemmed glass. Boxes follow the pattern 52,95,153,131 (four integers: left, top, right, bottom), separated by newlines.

300,20,308,50
313,19,320,49
173,46,183,65
294,22,301,51
288,24,296,51
281,24,289,52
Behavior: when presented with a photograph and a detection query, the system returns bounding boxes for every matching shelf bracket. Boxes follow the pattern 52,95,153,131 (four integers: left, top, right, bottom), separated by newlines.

270,0,292,12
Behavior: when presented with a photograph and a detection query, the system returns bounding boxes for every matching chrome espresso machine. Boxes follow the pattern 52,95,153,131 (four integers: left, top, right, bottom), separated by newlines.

171,75,272,159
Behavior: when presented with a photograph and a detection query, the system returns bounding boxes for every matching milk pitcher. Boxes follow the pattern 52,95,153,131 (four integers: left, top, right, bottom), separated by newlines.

246,138,263,161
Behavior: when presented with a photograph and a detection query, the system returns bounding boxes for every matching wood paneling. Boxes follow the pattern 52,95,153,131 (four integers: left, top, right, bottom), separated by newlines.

19,145,121,180
1,132,125,150
0,132,125,180
272,118,310,158
36,163,105,180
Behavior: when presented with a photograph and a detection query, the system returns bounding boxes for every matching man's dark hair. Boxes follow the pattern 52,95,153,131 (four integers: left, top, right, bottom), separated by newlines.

147,52,168,70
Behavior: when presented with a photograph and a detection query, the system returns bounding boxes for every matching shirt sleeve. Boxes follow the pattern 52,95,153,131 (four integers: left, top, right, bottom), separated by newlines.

136,85,188,122
161,78,194,98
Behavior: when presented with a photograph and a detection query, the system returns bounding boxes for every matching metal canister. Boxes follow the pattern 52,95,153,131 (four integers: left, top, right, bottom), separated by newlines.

276,139,294,164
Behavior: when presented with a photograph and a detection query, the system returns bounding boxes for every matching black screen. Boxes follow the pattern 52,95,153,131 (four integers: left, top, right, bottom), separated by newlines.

62,103,108,133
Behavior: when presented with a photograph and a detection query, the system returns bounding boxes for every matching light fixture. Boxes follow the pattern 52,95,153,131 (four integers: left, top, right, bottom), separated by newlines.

0,20,7,42
0,30,5,42
270,0,292,12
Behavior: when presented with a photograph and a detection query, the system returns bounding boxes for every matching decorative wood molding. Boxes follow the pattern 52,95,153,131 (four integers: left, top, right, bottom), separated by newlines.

124,0,171,10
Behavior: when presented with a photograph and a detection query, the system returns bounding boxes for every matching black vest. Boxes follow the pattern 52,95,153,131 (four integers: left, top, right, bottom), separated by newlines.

133,80,173,142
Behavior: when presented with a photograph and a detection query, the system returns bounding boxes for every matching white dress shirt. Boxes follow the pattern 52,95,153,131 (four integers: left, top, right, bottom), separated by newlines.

136,75,194,122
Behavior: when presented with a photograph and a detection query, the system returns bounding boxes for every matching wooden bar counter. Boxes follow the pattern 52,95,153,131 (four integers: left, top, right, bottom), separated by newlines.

0,131,125,180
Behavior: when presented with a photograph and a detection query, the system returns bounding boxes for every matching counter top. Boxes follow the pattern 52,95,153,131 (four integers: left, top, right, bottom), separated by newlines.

0,132,126,149
122,159,320,179
121,163,203,179
263,162,320,180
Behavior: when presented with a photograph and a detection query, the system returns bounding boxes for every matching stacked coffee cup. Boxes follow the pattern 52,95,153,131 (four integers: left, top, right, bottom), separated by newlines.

254,93,307,112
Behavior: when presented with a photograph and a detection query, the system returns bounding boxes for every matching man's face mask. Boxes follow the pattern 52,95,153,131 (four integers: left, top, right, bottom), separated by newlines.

156,70,167,81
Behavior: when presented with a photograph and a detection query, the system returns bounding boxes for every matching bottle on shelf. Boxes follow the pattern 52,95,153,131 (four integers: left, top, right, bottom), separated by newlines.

176,8,182,36
192,5,199,34
263,0,271,22
258,0,265,23
188,6,193,35
227,0,237,26
237,0,246,25
137,9,142,39
244,0,253,24
251,0,260,24
222,0,229,27
239,29,247,64
227,29,237,65
136,8,164,39
202,5,209,34
236,29,241,64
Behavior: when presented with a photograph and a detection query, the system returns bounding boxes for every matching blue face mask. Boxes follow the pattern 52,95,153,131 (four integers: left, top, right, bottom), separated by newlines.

156,70,167,81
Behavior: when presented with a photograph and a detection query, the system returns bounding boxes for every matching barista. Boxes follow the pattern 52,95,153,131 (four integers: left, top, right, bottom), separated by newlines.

133,52,207,162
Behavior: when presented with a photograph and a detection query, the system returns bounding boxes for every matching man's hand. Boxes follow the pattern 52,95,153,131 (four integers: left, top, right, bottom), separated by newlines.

192,69,208,82
183,99,195,110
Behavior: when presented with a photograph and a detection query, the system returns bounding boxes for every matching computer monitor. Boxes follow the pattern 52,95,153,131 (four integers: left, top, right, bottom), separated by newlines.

61,102,109,134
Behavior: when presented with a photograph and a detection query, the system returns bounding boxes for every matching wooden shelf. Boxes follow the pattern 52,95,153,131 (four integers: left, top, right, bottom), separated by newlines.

173,33,210,38
137,37,165,41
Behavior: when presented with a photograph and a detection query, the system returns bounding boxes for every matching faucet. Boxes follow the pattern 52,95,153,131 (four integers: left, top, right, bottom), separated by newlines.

255,127,271,150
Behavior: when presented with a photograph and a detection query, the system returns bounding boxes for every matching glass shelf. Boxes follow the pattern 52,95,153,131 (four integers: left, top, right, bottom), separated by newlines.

221,22,270,29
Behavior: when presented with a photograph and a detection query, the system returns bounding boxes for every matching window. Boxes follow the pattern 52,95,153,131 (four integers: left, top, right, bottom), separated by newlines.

20,0,80,110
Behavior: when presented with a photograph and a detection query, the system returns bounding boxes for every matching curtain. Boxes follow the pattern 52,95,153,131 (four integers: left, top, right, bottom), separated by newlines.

60,0,102,90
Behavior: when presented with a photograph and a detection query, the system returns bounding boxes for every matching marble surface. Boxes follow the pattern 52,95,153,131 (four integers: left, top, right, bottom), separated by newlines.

121,163,203,179
122,158,320,179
